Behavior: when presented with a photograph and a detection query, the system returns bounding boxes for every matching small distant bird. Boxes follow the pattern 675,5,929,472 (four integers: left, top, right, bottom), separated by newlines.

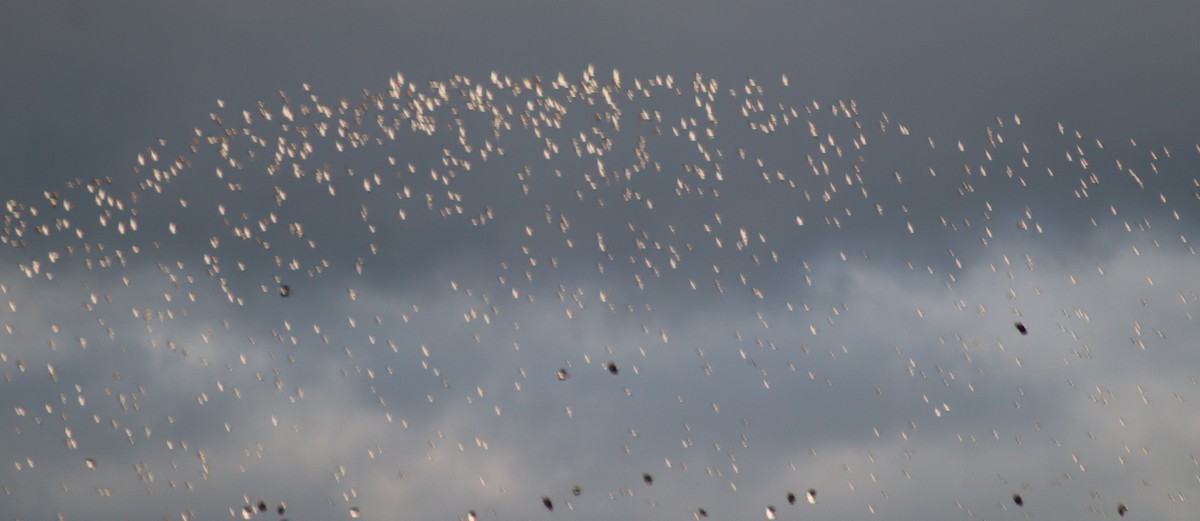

1013,493,1024,506
787,492,796,505
1015,322,1027,335
279,284,291,297
696,507,708,518
643,473,653,485
1117,503,1128,516
277,503,286,515
542,496,554,511
571,486,582,496
556,369,569,381
807,488,817,504
765,505,777,520
257,500,267,512
605,362,618,375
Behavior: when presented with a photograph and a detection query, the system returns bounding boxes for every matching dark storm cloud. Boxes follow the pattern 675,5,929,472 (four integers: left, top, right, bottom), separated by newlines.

4,0,1198,202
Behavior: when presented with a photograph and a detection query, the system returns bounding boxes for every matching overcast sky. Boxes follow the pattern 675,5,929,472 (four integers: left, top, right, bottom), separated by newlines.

3,2,1200,520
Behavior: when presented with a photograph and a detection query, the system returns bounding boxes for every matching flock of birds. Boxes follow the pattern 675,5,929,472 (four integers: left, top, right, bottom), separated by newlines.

1,67,1197,520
